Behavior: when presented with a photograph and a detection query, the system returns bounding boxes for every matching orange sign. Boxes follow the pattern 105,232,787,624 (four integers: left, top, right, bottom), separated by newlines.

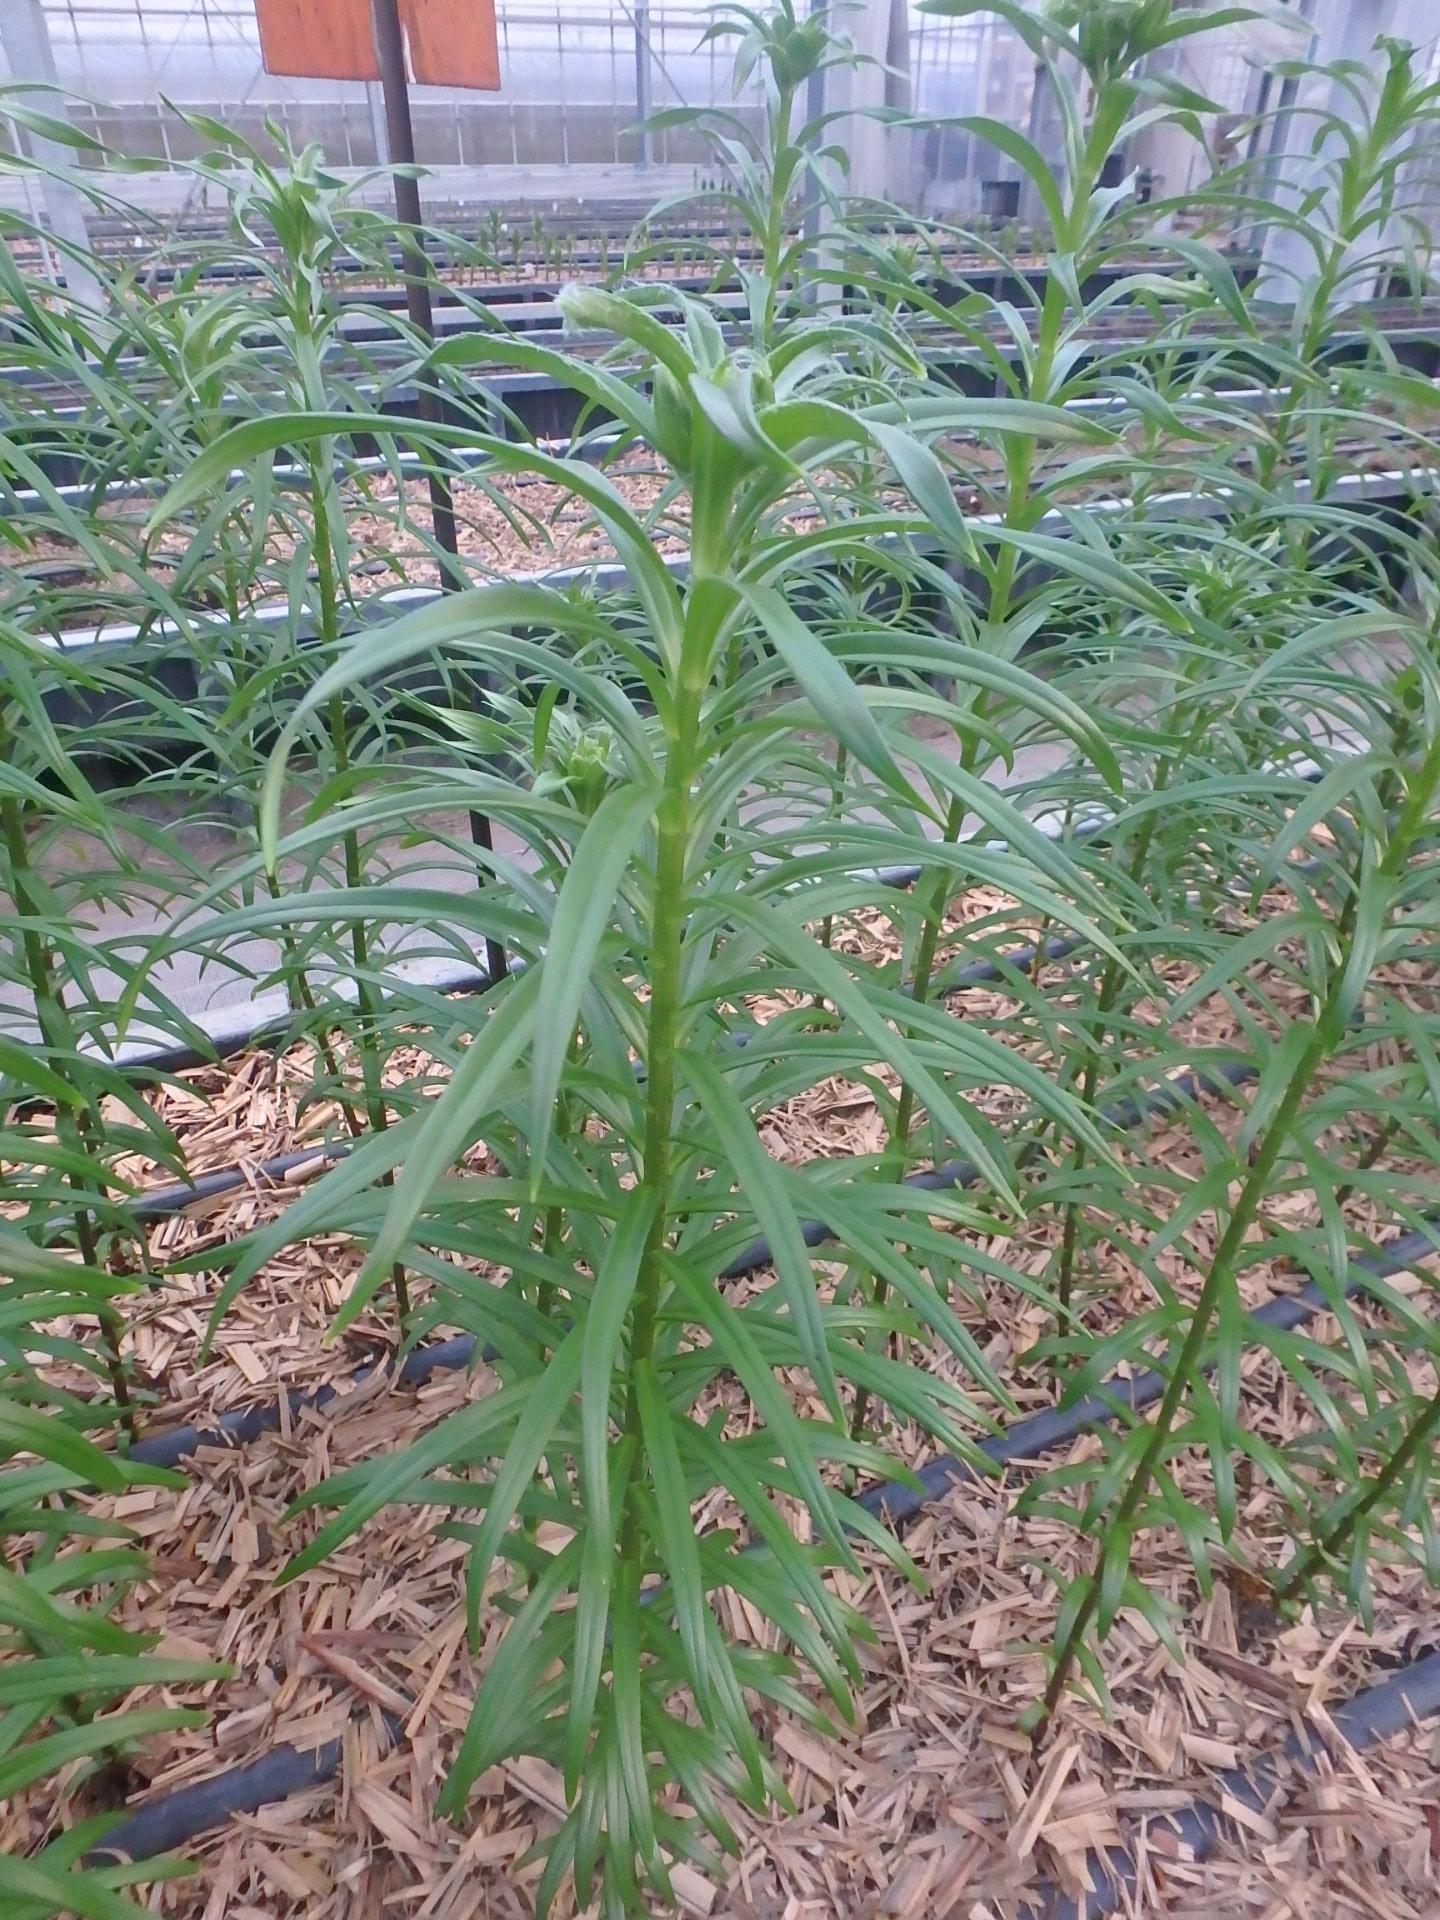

255,0,500,89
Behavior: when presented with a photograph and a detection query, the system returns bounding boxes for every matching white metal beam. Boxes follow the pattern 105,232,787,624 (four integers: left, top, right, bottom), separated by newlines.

838,0,911,205
1258,0,1435,302
0,0,102,314
366,83,391,165
633,3,653,169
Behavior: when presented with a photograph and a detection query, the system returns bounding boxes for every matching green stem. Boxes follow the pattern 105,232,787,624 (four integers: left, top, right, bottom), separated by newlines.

226,529,358,1102
627,747,693,1374
847,790,966,1443
1334,1112,1402,1209
1051,700,1211,1324
1038,1025,1330,1734
311,477,412,1332
249,688,357,1112
817,741,849,968
1276,1382,1440,1603
759,84,795,350
0,784,134,1437
615,689,696,1605
1037,722,1440,1736
846,254,1060,1442
538,1038,580,1335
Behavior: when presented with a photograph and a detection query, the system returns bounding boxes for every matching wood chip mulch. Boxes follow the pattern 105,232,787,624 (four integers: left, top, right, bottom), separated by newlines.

7,890,1440,1917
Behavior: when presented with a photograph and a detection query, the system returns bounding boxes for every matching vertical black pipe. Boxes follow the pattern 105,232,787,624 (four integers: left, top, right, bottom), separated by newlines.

369,0,507,983
369,0,462,576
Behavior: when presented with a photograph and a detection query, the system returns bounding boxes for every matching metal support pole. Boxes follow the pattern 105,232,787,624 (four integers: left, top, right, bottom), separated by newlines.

0,0,102,315
634,4,652,168
369,0,505,982
365,82,391,165
1022,59,1064,232
801,0,831,302
369,0,462,582
1256,0,1432,303
844,0,897,205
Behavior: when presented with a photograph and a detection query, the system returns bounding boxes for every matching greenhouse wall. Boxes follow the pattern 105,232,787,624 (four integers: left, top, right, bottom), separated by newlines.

4,0,1263,216
27,0,767,173
6,1,1417,225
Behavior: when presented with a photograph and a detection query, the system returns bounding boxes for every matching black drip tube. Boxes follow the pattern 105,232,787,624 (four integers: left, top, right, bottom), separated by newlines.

83,890,1440,1868
1041,1645,1440,1920
132,1143,355,1226
91,1735,348,1866
857,1218,1440,1526
720,1054,1261,1282
124,961,1250,1466
94,1213,1440,1866
118,932,1078,1244
127,1333,483,1470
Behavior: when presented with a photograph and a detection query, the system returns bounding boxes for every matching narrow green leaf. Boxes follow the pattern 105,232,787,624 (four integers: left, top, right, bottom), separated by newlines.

464,1323,585,1630
339,971,542,1333
685,1049,841,1417
742,585,924,810
532,784,658,1175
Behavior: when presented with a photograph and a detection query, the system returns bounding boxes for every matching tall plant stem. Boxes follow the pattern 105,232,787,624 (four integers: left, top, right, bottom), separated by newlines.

1036,725,1440,1737
268,899,367,1139
232,513,360,1129
817,739,848,969
1051,698,1212,1323
1037,1027,1329,1736
0,784,134,1436
538,1037,580,1333
1334,1112,1402,1209
1252,67,1401,502
846,373,1042,1442
1276,1381,1440,1604
845,783,969,1444
615,684,695,1604
626,735,694,1377
846,109,1092,1436
311,477,412,1330
759,82,797,349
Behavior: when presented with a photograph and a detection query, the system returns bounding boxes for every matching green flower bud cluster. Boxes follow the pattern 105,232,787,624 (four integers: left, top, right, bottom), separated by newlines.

1044,0,1176,87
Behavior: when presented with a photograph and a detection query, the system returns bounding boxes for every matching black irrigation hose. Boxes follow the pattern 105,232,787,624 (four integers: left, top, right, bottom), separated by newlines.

81,875,1428,1854
113,926,1146,1465
127,1332,483,1470
118,956,1268,1457
92,1212,1440,1869
131,1142,356,1226
114,907,1385,1458
89,923,1071,1475
117,917,1075,1235
88,1732,369,1868
719,1055,1260,1282
855,1220,1440,1527
123,833,1374,1238
1040,1644,1440,1920
120,1044,1257,1463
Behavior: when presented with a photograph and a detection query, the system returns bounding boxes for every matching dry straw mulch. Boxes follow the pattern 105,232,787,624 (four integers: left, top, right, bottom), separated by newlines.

16,416,1430,619
8,891,1440,1918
